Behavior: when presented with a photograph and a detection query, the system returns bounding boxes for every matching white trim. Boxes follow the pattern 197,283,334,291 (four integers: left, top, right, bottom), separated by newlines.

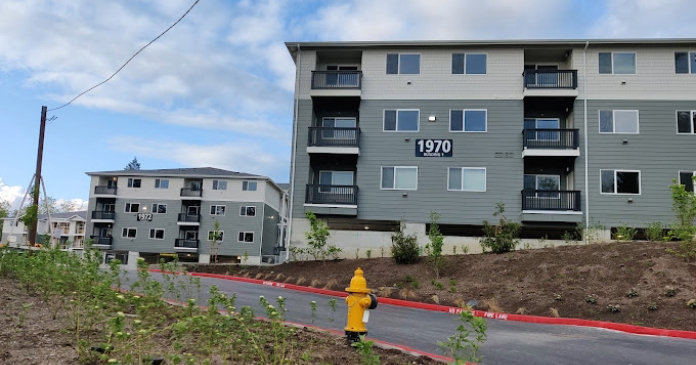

522,210,583,215
303,203,358,209
447,167,487,192
124,202,140,213
522,88,579,97
674,51,696,74
451,52,488,75
148,228,165,240
127,178,142,188
237,231,255,243
176,221,200,226
522,149,580,157
598,110,640,134
448,109,487,133
207,230,224,242
599,169,642,195
150,203,167,214
380,166,418,191
209,204,226,216
394,53,421,75
242,180,258,191
212,179,228,191
239,205,257,217
173,247,197,252
91,219,114,224
383,109,420,132
599,51,637,75
675,110,696,134
121,227,137,239
306,146,360,155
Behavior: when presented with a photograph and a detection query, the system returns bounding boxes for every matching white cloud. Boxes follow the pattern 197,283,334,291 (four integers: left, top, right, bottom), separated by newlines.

109,136,290,180
0,178,25,209
589,0,696,38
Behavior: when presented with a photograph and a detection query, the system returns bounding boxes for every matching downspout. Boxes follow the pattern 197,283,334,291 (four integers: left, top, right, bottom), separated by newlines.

583,41,590,243
286,44,301,255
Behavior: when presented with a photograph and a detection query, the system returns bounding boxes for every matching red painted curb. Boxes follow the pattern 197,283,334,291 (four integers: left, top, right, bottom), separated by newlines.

149,269,696,341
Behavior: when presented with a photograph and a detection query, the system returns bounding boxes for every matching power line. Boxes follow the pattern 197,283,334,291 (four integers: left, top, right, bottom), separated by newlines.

48,0,200,112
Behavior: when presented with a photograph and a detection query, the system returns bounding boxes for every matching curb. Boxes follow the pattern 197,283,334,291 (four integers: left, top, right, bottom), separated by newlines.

149,269,696,341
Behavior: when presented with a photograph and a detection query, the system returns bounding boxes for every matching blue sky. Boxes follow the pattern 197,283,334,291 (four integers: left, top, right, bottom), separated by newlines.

1,0,695,209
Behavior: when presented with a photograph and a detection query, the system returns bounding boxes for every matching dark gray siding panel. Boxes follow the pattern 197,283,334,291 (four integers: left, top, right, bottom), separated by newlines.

575,100,696,228
261,204,280,255
291,99,313,217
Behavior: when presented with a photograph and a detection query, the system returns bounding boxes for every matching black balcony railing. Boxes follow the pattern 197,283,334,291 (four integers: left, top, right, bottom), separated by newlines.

311,71,362,89
177,213,201,223
522,190,581,211
523,69,578,89
175,239,199,249
94,186,117,195
307,127,360,147
89,236,113,246
180,188,202,197
523,129,579,149
305,184,358,205
91,211,115,220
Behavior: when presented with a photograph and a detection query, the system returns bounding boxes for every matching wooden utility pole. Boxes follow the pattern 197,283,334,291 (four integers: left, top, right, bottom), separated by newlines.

28,106,47,245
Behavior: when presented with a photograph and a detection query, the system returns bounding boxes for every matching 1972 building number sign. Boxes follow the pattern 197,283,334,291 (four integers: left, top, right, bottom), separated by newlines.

415,139,452,157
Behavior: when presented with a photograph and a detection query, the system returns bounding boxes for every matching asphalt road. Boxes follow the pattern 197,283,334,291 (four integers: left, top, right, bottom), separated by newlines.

123,270,696,365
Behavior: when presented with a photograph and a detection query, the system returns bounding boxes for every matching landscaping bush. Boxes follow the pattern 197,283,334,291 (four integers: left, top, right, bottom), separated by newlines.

480,203,521,254
391,223,419,264
644,222,666,242
667,178,696,262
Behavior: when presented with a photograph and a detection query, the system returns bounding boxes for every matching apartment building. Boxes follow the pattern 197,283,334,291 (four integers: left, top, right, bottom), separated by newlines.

285,39,696,255
85,167,288,265
2,211,87,249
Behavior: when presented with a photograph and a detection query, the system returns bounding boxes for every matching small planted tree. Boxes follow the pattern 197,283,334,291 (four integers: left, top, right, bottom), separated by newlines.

209,219,223,263
667,178,696,262
391,222,419,264
425,211,446,279
305,211,335,263
480,202,521,254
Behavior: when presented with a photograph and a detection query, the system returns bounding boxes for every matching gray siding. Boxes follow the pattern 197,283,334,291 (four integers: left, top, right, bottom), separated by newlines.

574,100,696,228
261,204,280,255
293,99,526,225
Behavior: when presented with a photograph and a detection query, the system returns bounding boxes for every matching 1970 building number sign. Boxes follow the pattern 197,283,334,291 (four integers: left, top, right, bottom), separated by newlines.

415,139,452,157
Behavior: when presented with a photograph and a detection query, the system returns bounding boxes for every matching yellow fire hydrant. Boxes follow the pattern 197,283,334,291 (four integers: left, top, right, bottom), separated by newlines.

345,267,378,344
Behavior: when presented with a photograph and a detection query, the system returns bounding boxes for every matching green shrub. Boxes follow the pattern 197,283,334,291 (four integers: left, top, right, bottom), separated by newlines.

667,178,696,262
614,223,637,242
480,203,520,254
425,211,446,279
644,222,666,242
391,223,419,265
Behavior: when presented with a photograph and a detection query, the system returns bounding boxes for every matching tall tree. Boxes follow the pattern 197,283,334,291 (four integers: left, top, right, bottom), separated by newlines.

124,157,141,170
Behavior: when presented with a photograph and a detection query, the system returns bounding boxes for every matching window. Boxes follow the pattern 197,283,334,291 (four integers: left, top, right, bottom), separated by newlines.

675,52,696,74
242,181,257,191
208,230,224,242
384,110,419,132
676,111,696,134
121,228,137,238
599,52,636,74
600,170,641,195
450,110,487,132
321,117,356,139
381,167,418,190
210,205,226,215
238,231,254,243
212,180,227,190
104,204,115,212
149,228,165,240
386,53,420,74
599,110,639,134
451,53,487,74
151,204,167,214
679,171,696,193
124,203,140,213
240,206,256,216
127,178,141,188
524,174,561,198
154,179,169,189
448,168,486,192
524,118,560,141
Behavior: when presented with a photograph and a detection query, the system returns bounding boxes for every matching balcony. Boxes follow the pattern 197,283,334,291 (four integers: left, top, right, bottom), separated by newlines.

91,210,115,222
307,127,360,155
523,70,578,97
177,213,201,226
180,188,202,199
174,239,199,252
304,184,357,216
521,190,582,223
89,235,113,249
522,129,580,157
94,186,117,195
310,71,362,97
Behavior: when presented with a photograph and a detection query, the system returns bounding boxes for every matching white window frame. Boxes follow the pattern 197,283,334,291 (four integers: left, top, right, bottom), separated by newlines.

127,178,142,188
149,228,165,240
124,203,140,213
599,110,640,134
525,174,561,198
237,231,255,243
387,53,421,75
676,110,696,134
599,52,637,75
239,206,256,217
674,52,696,74
449,109,488,133
121,227,137,239
151,203,167,214
154,179,169,189
599,169,642,195
208,230,224,242
212,179,228,190
447,167,487,192
451,53,488,75
242,181,258,191
210,205,226,216
678,171,696,194
380,166,418,191
383,109,420,132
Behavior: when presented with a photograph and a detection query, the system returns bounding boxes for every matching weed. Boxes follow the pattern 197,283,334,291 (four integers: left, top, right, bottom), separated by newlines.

626,288,639,298
665,286,677,297
352,335,380,365
688,299,696,309
586,294,598,304
434,281,444,290
309,300,317,324
328,298,337,322
461,245,469,254
365,250,372,259
480,203,521,253
607,304,620,313
328,246,343,260
438,306,487,364
405,275,414,283
380,246,385,258
449,286,457,293
562,230,575,245
614,223,637,242
452,246,457,255
648,303,658,311
645,222,666,242
18,303,32,327
450,279,457,286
